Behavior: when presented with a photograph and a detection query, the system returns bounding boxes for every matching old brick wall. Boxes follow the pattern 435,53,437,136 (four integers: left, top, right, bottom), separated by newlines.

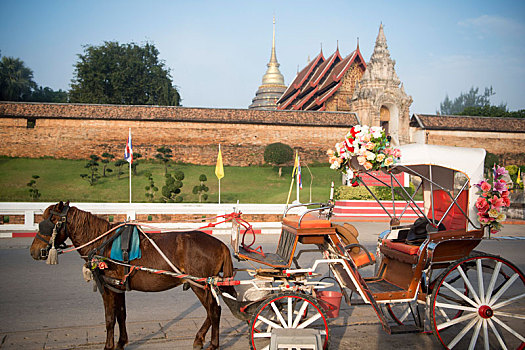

0,102,358,165
424,130,525,164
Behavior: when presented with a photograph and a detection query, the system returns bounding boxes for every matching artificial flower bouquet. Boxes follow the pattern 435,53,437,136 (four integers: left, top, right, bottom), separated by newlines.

475,165,511,233
327,125,401,183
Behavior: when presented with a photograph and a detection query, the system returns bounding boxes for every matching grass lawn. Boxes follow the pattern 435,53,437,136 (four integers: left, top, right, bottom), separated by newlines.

0,157,341,203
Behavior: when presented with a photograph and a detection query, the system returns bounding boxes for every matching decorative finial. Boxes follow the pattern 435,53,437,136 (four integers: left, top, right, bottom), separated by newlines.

357,37,359,49
336,40,339,50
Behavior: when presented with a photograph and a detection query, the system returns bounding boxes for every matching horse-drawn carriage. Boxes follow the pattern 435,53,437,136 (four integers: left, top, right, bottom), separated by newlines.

30,143,525,350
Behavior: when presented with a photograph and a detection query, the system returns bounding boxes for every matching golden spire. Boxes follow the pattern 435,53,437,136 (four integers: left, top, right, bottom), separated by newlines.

261,16,285,86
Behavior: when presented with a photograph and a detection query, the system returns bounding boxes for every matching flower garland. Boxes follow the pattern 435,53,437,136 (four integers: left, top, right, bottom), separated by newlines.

475,165,511,233
327,125,401,182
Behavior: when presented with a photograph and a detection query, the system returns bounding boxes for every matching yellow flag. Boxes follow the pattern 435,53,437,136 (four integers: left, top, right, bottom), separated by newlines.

517,168,522,184
215,146,224,180
292,151,299,177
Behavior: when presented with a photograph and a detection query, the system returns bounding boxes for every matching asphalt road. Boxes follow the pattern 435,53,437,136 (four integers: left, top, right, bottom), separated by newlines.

0,222,524,349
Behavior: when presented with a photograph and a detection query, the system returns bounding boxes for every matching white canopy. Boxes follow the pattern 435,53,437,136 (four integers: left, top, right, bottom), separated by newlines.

394,144,486,231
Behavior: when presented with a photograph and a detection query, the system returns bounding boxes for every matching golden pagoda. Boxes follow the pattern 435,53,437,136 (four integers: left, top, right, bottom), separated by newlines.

249,17,287,110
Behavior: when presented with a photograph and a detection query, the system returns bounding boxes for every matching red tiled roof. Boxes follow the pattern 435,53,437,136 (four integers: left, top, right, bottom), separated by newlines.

277,46,365,111
411,114,525,133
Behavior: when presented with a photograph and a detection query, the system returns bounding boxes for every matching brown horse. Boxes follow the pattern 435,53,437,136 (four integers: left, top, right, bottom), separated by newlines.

30,201,236,350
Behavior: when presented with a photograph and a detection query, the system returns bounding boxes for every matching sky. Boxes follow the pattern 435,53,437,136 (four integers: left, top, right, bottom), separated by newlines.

1,0,524,114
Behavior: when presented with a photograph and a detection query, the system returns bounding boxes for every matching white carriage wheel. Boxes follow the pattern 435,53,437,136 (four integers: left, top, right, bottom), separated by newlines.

430,255,525,349
249,292,330,350
383,302,416,326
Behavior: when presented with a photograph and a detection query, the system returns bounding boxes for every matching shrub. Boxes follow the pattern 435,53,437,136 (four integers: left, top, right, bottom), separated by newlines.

264,142,294,177
335,185,415,201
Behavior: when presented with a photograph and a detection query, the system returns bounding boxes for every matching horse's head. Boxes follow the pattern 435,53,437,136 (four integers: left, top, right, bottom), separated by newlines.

30,201,71,260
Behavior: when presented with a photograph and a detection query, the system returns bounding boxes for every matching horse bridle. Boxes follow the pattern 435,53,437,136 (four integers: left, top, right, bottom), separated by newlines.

37,204,70,259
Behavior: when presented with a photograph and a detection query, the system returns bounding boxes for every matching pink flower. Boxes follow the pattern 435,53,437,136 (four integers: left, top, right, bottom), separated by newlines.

478,181,491,192
502,196,511,207
364,161,373,170
393,148,401,158
476,197,490,214
493,179,507,193
357,155,367,165
365,142,375,150
489,195,505,210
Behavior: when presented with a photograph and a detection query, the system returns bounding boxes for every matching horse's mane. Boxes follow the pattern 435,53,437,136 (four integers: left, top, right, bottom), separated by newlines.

68,206,112,243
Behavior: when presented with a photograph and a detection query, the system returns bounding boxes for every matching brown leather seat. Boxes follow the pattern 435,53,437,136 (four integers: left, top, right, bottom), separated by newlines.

333,223,375,268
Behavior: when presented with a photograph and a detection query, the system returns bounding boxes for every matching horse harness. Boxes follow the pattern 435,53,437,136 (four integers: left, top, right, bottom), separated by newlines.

37,204,70,259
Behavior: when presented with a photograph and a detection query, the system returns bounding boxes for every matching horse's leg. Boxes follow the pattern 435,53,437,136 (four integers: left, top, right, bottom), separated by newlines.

102,289,128,350
190,286,222,350
101,289,117,350
114,292,128,350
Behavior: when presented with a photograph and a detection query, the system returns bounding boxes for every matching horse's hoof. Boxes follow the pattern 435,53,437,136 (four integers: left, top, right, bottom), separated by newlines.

192,345,203,350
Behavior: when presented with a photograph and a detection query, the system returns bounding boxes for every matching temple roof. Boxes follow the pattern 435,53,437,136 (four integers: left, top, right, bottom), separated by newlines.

277,45,366,111
411,114,525,133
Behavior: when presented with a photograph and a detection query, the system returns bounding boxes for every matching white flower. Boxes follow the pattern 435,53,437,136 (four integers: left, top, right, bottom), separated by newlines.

346,168,354,179
366,151,376,161
371,126,383,139
330,160,341,169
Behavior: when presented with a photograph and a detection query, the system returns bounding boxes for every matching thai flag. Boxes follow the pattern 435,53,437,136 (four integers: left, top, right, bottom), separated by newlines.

124,129,133,164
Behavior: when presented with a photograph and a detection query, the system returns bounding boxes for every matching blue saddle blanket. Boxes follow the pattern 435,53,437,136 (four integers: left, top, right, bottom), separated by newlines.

110,226,141,261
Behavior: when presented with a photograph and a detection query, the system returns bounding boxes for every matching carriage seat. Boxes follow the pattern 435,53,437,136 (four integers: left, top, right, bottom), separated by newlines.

333,223,375,268
427,189,468,231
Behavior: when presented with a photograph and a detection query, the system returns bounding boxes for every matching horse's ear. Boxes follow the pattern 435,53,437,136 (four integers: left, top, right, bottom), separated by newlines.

65,200,70,207
58,201,64,210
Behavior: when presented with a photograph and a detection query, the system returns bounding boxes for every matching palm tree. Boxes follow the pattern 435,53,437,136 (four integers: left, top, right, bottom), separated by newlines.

0,56,37,101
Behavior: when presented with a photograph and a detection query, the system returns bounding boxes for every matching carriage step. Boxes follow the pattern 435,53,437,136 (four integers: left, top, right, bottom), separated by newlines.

388,324,421,334
270,328,323,350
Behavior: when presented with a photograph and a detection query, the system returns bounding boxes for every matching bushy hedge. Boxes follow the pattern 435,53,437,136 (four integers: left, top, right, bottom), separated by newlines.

334,185,415,201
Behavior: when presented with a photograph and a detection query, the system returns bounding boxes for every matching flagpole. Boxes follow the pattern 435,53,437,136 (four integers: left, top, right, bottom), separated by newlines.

218,144,221,204
296,154,300,203
129,128,132,204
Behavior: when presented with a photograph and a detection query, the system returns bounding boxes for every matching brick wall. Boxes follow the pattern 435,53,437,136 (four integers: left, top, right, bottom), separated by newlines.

0,102,358,165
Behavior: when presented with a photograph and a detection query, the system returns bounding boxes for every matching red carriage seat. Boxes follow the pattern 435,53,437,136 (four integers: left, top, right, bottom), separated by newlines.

427,189,468,231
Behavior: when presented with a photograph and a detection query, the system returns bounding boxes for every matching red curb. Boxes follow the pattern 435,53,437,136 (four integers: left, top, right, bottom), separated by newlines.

12,232,37,238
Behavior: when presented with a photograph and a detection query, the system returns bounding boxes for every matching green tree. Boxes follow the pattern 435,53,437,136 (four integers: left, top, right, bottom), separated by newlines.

438,86,505,115
80,155,101,185
155,147,173,174
69,41,181,106
192,174,209,202
28,86,68,103
0,55,37,101
114,159,127,179
161,170,184,202
101,152,115,177
459,105,525,118
144,171,158,202
264,142,294,177
27,175,41,200
131,152,142,175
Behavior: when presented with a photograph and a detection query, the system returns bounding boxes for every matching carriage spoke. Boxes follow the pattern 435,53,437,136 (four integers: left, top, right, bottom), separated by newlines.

399,307,411,322
287,297,292,328
491,315,525,342
467,319,482,350
435,302,477,312
437,311,477,331
438,306,452,322
482,318,489,350
257,315,282,330
493,311,525,320
457,265,481,305
270,302,287,328
297,313,322,329
489,273,520,306
292,300,310,328
477,259,485,304
487,318,508,350
485,261,502,303
447,316,478,349
253,332,272,338
492,292,525,310
443,281,478,308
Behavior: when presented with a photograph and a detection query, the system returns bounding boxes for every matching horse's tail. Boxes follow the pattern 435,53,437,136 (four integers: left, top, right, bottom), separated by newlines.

220,244,237,297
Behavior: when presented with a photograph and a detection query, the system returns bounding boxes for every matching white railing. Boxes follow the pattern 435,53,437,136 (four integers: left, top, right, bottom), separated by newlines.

0,202,306,234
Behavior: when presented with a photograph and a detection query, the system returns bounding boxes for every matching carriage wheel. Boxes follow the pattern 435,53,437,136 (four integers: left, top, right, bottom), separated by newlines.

382,302,415,325
249,292,330,350
430,255,525,349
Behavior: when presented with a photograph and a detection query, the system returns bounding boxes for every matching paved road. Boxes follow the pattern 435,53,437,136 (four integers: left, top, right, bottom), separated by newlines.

1,222,524,349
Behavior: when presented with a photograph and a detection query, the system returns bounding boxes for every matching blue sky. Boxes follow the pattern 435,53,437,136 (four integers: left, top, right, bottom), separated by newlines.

1,0,524,113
